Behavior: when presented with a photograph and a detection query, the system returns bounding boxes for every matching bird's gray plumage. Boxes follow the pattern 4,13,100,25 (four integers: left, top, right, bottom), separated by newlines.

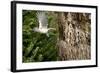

37,11,48,29
33,11,56,35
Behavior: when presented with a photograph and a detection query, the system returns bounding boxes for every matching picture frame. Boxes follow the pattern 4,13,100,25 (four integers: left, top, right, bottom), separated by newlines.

11,1,98,72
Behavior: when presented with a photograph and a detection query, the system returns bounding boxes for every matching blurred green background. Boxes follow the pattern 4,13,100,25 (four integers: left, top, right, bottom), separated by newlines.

22,10,59,63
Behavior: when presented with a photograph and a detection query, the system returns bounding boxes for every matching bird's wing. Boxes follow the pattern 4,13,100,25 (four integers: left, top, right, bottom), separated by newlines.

37,11,48,29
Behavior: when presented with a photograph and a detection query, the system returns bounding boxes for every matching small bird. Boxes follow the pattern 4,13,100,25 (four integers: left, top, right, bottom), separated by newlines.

33,11,55,37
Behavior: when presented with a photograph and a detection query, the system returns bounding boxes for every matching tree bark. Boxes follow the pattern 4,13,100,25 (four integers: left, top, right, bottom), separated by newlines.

57,12,91,60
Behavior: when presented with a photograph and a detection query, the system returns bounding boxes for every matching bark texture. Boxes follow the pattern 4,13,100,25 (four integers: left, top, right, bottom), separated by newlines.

57,12,91,60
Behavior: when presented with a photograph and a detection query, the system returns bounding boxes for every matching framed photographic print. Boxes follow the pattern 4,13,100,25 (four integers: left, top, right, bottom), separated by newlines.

11,1,98,72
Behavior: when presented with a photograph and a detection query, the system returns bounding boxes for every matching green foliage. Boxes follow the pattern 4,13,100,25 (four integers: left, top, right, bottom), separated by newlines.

22,10,59,63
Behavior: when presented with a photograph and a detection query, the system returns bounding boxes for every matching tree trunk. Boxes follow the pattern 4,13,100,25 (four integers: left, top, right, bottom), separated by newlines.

57,12,91,60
